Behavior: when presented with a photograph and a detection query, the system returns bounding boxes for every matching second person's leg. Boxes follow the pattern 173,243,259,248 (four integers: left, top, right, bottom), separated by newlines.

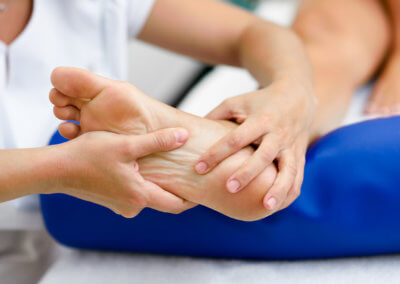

293,0,391,139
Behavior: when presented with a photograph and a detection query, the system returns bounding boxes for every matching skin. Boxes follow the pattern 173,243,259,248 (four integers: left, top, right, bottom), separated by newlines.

303,0,400,117
0,0,32,45
0,0,194,217
366,0,400,115
0,129,196,218
292,0,391,138
0,0,317,216
50,67,279,221
139,0,316,211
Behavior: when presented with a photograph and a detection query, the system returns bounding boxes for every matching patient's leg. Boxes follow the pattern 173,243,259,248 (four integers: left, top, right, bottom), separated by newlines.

49,67,277,221
293,0,391,139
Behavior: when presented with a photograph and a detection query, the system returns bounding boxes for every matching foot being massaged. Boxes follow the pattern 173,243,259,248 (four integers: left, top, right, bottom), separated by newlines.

46,0,395,221
42,0,400,259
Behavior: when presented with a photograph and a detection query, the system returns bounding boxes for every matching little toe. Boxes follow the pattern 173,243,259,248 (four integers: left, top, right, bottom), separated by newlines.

53,106,80,121
59,122,81,139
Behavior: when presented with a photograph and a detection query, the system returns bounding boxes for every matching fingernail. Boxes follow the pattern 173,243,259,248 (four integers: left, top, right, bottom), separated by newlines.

265,197,277,210
174,129,188,144
195,162,208,174
227,179,241,193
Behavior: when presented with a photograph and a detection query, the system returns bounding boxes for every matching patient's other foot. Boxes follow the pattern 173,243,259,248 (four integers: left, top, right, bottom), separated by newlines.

50,67,277,221
366,53,400,116
293,0,390,139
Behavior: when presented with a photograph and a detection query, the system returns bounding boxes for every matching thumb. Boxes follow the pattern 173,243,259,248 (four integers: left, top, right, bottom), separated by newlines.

129,128,189,158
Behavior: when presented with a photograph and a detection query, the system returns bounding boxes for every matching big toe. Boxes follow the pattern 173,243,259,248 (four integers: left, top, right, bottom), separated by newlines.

51,67,110,99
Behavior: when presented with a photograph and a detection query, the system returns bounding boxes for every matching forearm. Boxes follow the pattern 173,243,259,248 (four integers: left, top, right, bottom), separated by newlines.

0,146,61,202
237,20,313,89
139,0,313,89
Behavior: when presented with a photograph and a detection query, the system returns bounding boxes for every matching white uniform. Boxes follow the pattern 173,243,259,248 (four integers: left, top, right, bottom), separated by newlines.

0,0,155,282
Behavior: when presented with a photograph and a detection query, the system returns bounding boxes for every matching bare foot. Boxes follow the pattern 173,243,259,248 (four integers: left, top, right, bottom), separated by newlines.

49,67,277,221
293,0,390,139
366,53,400,116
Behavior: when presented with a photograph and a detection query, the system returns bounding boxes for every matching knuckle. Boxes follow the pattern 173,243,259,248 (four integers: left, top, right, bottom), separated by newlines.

227,134,243,149
289,184,301,200
204,150,218,164
121,139,133,156
272,183,287,197
275,126,286,139
153,133,171,150
287,163,298,177
264,166,277,188
259,148,276,164
236,169,253,184
283,161,298,177
259,114,272,125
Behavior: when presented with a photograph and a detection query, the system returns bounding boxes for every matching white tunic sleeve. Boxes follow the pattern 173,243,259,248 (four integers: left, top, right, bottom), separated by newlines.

127,0,156,38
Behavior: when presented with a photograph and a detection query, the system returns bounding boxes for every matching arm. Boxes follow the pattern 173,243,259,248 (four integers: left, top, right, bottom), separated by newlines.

0,146,57,203
138,0,316,211
0,129,194,218
139,0,312,86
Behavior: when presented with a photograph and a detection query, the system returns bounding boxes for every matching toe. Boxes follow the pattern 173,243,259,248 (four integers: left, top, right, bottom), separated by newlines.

51,67,110,99
59,122,81,139
50,88,71,107
53,106,80,121
49,88,85,109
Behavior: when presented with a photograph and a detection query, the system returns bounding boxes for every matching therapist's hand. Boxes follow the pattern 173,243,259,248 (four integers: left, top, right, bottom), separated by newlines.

54,128,195,218
195,80,315,211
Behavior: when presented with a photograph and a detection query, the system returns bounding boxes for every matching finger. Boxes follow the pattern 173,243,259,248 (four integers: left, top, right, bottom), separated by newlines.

128,128,189,158
128,164,197,214
66,190,142,218
263,151,297,212
58,122,81,140
195,119,266,174
225,134,281,193
145,180,197,214
280,155,305,210
205,100,234,120
53,106,80,121
130,169,197,214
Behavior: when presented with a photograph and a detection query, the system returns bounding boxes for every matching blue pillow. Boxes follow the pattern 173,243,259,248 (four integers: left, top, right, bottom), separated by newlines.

41,117,400,259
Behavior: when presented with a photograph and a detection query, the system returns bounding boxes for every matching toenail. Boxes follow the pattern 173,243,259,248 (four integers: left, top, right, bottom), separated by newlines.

227,179,241,193
265,197,277,210
195,162,208,174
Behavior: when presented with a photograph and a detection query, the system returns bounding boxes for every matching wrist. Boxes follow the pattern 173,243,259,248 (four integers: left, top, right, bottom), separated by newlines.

31,144,71,195
270,77,316,105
